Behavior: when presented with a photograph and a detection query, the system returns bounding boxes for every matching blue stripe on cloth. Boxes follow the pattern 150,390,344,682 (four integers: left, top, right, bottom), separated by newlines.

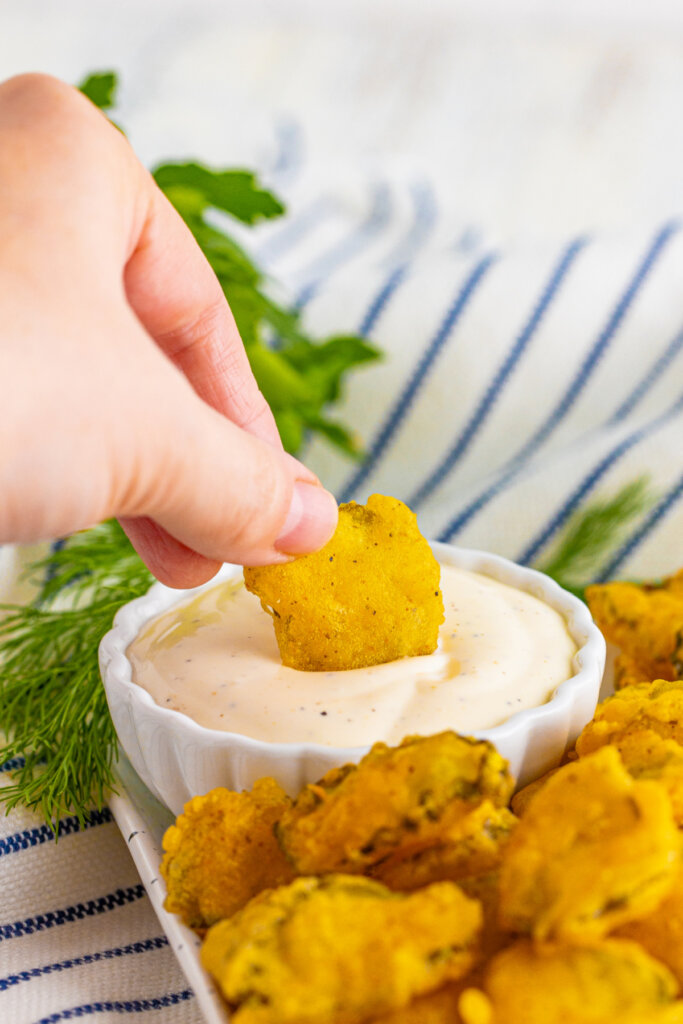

358,182,438,336
382,180,437,267
359,263,409,336
608,325,683,422
596,469,683,581
437,219,680,541
0,809,112,856
0,884,146,941
517,389,683,565
269,117,303,183
339,251,499,503
454,226,484,254
0,756,25,774
294,182,393,308
409,236,589,509
0,937,169,992
34,989,194,1022
44,537,67,586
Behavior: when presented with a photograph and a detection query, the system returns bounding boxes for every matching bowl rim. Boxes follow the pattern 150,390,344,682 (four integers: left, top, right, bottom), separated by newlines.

99,541,605,760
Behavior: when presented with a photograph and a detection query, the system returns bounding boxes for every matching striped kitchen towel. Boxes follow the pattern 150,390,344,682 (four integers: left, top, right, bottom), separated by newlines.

254,177,682,580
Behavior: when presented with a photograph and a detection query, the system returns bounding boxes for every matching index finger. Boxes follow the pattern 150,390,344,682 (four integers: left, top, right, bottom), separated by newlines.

123,176,282,448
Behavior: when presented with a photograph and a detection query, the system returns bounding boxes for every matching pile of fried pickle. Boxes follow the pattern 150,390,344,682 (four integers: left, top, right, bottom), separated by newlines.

161,501,683,1023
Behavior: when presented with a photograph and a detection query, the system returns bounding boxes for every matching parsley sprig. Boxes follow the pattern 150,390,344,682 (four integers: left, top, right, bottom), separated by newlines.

80,71,380,459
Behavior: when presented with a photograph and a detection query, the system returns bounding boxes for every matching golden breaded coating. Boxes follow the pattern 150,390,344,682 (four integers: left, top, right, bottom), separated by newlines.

617,867,683,987
201,874,482,1024
459,870,514,962
510,766,564,817
243,494,444,671
614,651,654,690
458,939,683,1024
586,579,683,683
370,981,469,1024
161,779,294,929
498,748,679,941
370,802,517,892
577,679,683,752
276,732,514,874
577,725,683,825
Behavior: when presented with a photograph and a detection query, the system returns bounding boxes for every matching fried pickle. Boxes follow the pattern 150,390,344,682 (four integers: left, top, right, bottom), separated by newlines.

276,732,514,874
498,747,679,941
614,651,653,690
586,578,683,684
616,866,683,987
510,766,564,816
243,494,444,671
369,981,470,1024
577,726,683,825
201,874,482,1024
161,779,294,929
369,802,517,892
458,870,514,962
458,939,683,1024
577,679,683,752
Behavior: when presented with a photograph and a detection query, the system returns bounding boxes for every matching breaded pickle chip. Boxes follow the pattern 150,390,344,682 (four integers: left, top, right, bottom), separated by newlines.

276,732,514,874
604,730,683,825
370,802,517,892
161,779,294,928
458,870,514,962
510,763,567,816
577,679,683,752
201,874,482,1024
586,578,683,684
576,690,683,824
458,939,683,1024
244,494,444,671
617,867,683,987
370,981,469,1024
498,748,679,941
614,651,653,690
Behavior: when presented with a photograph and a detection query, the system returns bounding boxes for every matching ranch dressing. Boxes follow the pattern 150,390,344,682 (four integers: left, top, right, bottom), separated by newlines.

128,566,576,746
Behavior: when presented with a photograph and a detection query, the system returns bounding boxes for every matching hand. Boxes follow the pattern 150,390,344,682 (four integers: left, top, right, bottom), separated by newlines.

0,74,338,587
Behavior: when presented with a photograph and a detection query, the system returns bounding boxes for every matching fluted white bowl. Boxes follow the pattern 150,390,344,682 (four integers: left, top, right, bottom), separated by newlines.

99,542,605,815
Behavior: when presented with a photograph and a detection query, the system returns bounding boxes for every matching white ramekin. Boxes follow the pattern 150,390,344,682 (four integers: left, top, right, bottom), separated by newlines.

99,543,605,815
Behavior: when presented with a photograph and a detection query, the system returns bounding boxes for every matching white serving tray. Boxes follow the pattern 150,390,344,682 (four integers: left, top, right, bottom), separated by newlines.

108,749,230,1024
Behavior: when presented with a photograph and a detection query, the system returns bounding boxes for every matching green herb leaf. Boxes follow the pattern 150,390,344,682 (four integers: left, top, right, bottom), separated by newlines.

154,163,285,224
77,71,118,111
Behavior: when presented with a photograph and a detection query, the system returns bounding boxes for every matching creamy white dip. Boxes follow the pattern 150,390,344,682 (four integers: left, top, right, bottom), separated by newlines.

128,565,576,746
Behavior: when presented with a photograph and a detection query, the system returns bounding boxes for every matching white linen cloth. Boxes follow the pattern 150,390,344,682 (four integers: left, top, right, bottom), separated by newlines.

1,2,683,1021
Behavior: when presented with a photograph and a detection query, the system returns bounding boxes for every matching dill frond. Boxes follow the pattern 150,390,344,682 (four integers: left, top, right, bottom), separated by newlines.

536,477,656,599
0,521,152,831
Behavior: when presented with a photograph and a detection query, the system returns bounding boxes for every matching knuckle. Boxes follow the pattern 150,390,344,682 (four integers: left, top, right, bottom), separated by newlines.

155,298,228,358
1,73,77,116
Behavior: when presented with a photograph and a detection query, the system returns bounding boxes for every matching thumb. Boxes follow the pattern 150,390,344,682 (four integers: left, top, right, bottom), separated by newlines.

119,389,338,588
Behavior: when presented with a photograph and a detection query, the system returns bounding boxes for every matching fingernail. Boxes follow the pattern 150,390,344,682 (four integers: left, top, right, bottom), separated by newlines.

275,481,338,554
